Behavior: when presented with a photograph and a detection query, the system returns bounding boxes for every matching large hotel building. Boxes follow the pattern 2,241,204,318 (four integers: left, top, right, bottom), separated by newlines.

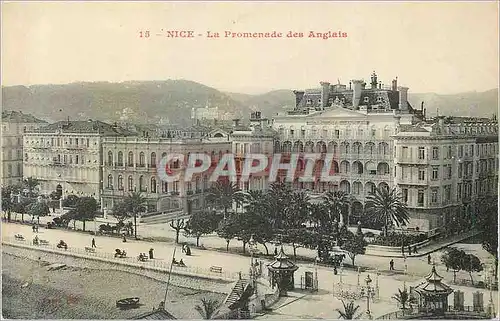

15,72,498,232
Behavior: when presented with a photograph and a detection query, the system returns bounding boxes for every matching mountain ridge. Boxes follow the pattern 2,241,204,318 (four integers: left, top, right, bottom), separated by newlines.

2,80,497,125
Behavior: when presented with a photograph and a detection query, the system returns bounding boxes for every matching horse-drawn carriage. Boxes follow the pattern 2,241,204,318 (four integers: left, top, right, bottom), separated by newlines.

114,249,127,258
14,234,25,241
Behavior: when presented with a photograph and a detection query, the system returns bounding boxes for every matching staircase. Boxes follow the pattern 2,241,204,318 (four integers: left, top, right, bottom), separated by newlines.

223,279,250,309
140,210,189,225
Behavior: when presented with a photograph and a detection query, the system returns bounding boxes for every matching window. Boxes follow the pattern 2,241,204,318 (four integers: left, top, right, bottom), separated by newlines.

108,151,113,165
107,175,113,189
458,163,463,178
432,147,439,160
402,146,408,159
139,175,145,191
69,156,73,164
128,152,134,166
417,190,424,206
151,177,157,193
75,138,79,146
117,151,123,166
162,182,168,193
335,130,340,139
444,185,451,202
150,152,156,168
306,99,312,105
301,129,306,138
458,146,463,157
139,152,145,166
371,128,376,138
402,188,408,203
447,146,452,159
173,181,179,192
81,155,85,164
128,176,133,191
418,169,426,181
290,129,294,137
363,97,369,103
86,139,90,147
118,175,123,190
431,189,438,203
457,183,462,199
418,147,425,160
432,167,439,180
75,155,79,164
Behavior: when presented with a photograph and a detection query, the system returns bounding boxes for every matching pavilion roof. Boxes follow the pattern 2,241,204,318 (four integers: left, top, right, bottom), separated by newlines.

414,266,453,295
267,247,299,272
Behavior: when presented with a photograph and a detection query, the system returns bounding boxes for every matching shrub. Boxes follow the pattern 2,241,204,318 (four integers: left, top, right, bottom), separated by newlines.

371,232,427,247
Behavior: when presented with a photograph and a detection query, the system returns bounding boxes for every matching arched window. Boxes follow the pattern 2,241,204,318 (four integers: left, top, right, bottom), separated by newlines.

151,177,157,193
107,174,113,189
150,152,157,168
128,152,134,166
139,152,145,166
107,151,113,165
128,176,133,191
117,151,123,166
118,175,123,190
139,175,144,191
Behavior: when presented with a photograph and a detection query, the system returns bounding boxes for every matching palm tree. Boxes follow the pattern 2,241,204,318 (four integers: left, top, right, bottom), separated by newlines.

323,191,349,224
392,287,415,310
194,298,220,319
206,180,246,219
336,300,362,319
123,191,147,239
365,187,409,236
23,177,39,197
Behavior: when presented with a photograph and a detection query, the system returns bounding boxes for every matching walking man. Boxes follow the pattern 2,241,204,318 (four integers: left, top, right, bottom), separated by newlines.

427,254,431,265
413,245,418,254
390,259,394,271
401,245,405,256
91,238,96,248
408,245,412,256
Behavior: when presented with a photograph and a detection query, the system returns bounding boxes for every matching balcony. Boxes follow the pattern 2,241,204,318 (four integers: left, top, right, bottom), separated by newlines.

50,161,65,166
396,158,428,165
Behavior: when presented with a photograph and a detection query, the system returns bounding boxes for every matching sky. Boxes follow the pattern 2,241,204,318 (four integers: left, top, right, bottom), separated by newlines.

1,1,499,94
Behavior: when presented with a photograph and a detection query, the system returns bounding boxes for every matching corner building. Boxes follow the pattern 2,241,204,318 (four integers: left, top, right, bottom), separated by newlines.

272,72,498,232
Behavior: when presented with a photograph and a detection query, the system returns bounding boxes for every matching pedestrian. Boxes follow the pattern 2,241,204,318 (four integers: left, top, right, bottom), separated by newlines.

427,254,431,265
390,259,394,271
91,238,96,248
182,244,186,253
32,225,35,232
122,234,127,243
149,248,154,259
408,246,412,256
274,247,278,256
413,245,418,254
401,245,405,256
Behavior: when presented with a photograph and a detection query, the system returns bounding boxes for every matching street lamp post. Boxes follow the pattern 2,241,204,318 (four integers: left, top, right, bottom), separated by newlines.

362,274,373,319
403,256,408,290
249,234,258,295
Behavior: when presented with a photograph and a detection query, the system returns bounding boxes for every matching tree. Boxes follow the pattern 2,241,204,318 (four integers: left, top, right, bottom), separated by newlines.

123,191,147,239
111,201,131,224
73,197,99,231
27,201,50,222
12,198,33,222
216,216,238,251
266,182,293,230
475,195,498,279
365,187,409,236
463,253,483,285
392,288,415,310
62,195,80,208
170,219,186,244
341,231,367,266
184,211,221,246
22,177,39,197
336,300,362,319
194,298,220,319
323,191,349,224
206,180,246,219
281,228,314,259
441,247,465,282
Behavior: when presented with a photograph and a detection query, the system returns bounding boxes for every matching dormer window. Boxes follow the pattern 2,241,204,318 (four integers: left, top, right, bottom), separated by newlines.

306,99,312,105
377,97,383,103
364,97,369,103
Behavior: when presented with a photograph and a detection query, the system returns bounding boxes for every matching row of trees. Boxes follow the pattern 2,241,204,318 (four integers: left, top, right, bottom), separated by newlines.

441,247,483,284
179,181,410,266
1,178,50,222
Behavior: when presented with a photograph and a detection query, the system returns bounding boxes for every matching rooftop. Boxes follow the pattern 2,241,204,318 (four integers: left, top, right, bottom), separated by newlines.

30,120,135,136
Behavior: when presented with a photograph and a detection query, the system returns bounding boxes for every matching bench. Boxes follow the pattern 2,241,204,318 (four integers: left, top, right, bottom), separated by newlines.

15,234,25,241
85,246,96,253
210,266,223,273
39,239,49,245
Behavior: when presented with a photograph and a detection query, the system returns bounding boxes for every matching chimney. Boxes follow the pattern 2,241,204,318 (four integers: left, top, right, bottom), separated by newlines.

232,119,240,127
398,86,409,111
392,77,398,91
424,108,427,119
394,115,401,127
370,71,378,89
351,80,364,109
320,81,330,108
438,116,444,129
421,101,424,111
293,90,305,108
349,81,352,90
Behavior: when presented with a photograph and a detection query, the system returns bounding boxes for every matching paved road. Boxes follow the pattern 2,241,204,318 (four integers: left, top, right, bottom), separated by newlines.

2,222,497,319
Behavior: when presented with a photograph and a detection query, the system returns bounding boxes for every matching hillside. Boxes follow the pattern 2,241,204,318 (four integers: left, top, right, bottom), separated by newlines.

2,81,497,125
1,80,248,125
408,89,498,118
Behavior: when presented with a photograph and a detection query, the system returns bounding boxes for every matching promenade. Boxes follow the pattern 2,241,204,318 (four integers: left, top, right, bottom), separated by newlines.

2,221,497,319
